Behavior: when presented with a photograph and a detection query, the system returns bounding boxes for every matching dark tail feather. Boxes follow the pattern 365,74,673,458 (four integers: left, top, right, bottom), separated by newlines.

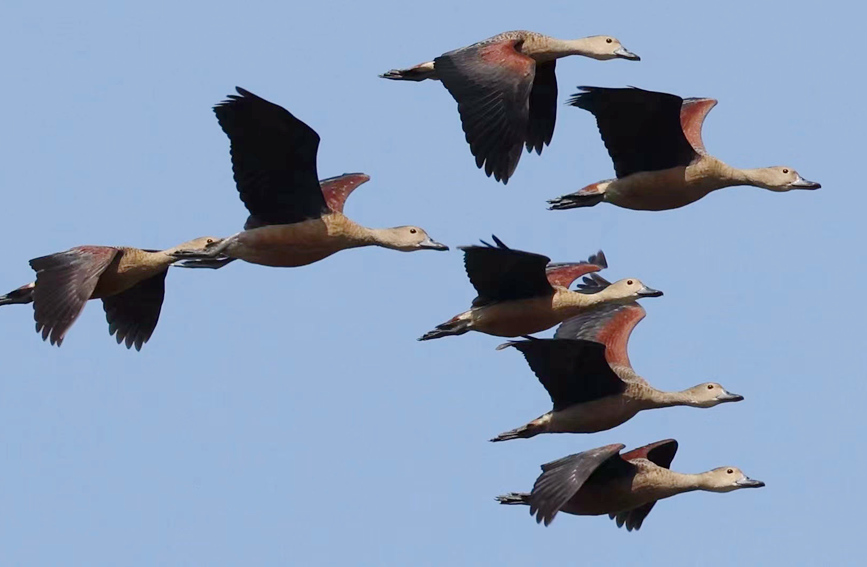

548,181,610,210
496,492,531,506
548,191,605,210
380,64,436,82
0,283,35,306
173,257,236,270
490,422,541,442
418,316,470,341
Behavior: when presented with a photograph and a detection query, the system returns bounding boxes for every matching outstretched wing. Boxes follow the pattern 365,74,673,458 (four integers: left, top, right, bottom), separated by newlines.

545,250,607,289
459,235,552,306
555,296,646,371
29,246,119,346
435,39,536,184
319,172,371,213
525,61,557,155
609,439,679,531
568,86,699,178
214,87,328,226
529,444,627,526
499,338,625,411
102,270,168,351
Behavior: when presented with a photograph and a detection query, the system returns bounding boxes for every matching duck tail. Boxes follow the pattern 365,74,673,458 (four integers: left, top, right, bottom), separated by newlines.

173,257,236,270
489,421,543,442
379,61,437,82
496,492,531,506
417,315,471,341
0,283,35,306
547,180,611,210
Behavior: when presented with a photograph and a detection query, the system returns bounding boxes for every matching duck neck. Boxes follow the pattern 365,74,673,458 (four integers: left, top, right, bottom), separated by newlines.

663,471,712,494
547,37,601,59
644,388,695,409
717,163,773,190
356,226,403,251
138,248,177,271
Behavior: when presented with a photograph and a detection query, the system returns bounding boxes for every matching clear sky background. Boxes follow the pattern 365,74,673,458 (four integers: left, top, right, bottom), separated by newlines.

0,1,862,565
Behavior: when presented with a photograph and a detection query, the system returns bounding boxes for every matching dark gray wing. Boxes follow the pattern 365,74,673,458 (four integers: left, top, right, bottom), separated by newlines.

29,246,119,346
214,87,328,226
458,235,553,306
101,270,168,351
610,439,679,531
568,87,697,178
525,60,557,155
435,39,536,184
500,339,626,411
529,444,628,526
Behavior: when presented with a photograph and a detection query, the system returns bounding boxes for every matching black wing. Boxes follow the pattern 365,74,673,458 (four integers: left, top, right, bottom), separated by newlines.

435,39,536,184
500,339,625,411
525,61,557,155
214,87,329,226
610,439,679,531
568,87,697,178
102,270,168,351
529,444,628,526
459,235,553,306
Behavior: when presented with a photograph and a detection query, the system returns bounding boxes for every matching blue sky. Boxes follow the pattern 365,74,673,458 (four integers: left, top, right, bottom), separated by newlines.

0,1,862,565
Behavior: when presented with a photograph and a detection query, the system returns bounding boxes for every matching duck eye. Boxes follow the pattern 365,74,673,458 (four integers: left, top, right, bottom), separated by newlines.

626,279,633,285
727,469,734,474
606,38,613,43
409,228,417,234
206,239,214,244
707,384,714,389
782,168,789,174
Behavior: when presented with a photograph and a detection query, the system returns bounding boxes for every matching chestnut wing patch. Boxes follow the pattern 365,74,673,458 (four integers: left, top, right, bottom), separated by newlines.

545,250,607,288
319,172,371,213
555,300,646,370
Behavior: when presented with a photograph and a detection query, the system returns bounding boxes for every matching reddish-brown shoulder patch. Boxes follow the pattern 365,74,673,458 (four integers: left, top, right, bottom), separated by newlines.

479,40,533,75
680,98,717,154
320,173,371,213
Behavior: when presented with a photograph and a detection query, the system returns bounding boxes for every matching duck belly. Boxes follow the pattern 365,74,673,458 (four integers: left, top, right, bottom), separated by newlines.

471,297,562,337
548,396,639,434
230,223,349,268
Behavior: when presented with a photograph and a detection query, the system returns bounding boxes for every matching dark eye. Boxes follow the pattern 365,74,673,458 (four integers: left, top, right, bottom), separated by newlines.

626,280,633,285
782,168,789,174
206,239,214,244
727,469,734,474
409,228,417,234
707,384,714,389
606,38,613,43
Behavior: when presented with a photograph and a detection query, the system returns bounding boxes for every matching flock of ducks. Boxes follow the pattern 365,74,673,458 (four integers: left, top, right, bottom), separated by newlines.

1,30,820,531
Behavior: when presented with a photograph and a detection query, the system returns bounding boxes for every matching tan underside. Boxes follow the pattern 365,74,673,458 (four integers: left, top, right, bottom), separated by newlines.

91,248,169,298
470,289,601,337
227,214,367,268
606,158,734,211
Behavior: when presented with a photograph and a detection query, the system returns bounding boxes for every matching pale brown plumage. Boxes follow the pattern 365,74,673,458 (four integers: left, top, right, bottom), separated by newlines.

172,88,447,269
418,237,661,341
380,32,639,184
497,439,764,530
549,87,820,211
1,237,217,349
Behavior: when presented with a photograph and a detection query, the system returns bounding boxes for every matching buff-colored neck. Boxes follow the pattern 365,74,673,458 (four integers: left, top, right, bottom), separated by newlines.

545,37,607,59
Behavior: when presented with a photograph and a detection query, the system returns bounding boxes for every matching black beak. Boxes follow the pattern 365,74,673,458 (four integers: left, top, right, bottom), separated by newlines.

614,47,641,61
637,285,663,298
735,477,765,488
789,176,821,190
717,391,745,403
419,236,449,251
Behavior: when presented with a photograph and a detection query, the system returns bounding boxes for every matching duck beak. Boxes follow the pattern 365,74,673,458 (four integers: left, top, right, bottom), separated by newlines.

735,477,765,488
614,47,641,61
637,285,663,298
788,175,821,190
716,390,745,403
418,236,449,251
